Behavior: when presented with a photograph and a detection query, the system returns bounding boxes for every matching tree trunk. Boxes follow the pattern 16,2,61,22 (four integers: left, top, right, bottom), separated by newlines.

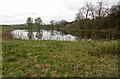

91,11,94,20
86,10,89,19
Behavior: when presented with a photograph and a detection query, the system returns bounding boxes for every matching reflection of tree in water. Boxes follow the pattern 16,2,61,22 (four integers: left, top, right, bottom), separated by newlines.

28,29,33,39
36,29,42,39
50,30,64,37
50,30,55,36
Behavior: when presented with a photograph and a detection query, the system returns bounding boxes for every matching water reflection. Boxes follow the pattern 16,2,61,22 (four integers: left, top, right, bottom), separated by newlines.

11,30,77,41
36,29,42,39
28,28,33,39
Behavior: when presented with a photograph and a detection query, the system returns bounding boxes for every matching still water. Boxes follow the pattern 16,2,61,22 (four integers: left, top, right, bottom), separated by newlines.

11,30,78,41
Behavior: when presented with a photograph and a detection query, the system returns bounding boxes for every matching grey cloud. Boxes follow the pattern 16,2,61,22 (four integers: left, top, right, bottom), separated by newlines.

62,0,84,11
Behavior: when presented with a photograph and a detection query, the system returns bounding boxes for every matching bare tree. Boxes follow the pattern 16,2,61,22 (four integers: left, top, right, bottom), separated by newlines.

89,2,95,20
80,2,93,20
95,1,109,18
76,10,85,20
76,1,109,20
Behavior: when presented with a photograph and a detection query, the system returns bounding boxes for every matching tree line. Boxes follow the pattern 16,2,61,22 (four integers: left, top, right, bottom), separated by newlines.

26,17,42,26
65,1,120,40
26,1,120,40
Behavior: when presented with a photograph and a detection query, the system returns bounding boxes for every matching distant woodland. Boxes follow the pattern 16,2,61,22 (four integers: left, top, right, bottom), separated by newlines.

3,1,120,40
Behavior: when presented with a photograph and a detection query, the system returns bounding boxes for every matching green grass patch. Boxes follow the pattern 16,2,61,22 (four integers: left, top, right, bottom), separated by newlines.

2,39,118,77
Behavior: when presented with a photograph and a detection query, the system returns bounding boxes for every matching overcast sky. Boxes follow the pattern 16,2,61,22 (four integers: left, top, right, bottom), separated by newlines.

0,0,119,25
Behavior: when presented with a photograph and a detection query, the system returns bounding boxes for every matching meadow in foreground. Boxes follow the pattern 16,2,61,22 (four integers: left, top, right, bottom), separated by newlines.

2,39,118,77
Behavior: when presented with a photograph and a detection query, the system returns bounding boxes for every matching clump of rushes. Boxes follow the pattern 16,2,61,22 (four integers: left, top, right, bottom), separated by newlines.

88,41,118,57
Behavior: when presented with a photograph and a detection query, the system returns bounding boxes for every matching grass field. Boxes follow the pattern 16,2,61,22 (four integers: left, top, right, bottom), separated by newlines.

2,39,118,77
0,26,2,78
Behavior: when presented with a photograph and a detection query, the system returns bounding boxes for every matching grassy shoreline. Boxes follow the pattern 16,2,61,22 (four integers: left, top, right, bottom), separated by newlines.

2,39,118,77
2,26,118,77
